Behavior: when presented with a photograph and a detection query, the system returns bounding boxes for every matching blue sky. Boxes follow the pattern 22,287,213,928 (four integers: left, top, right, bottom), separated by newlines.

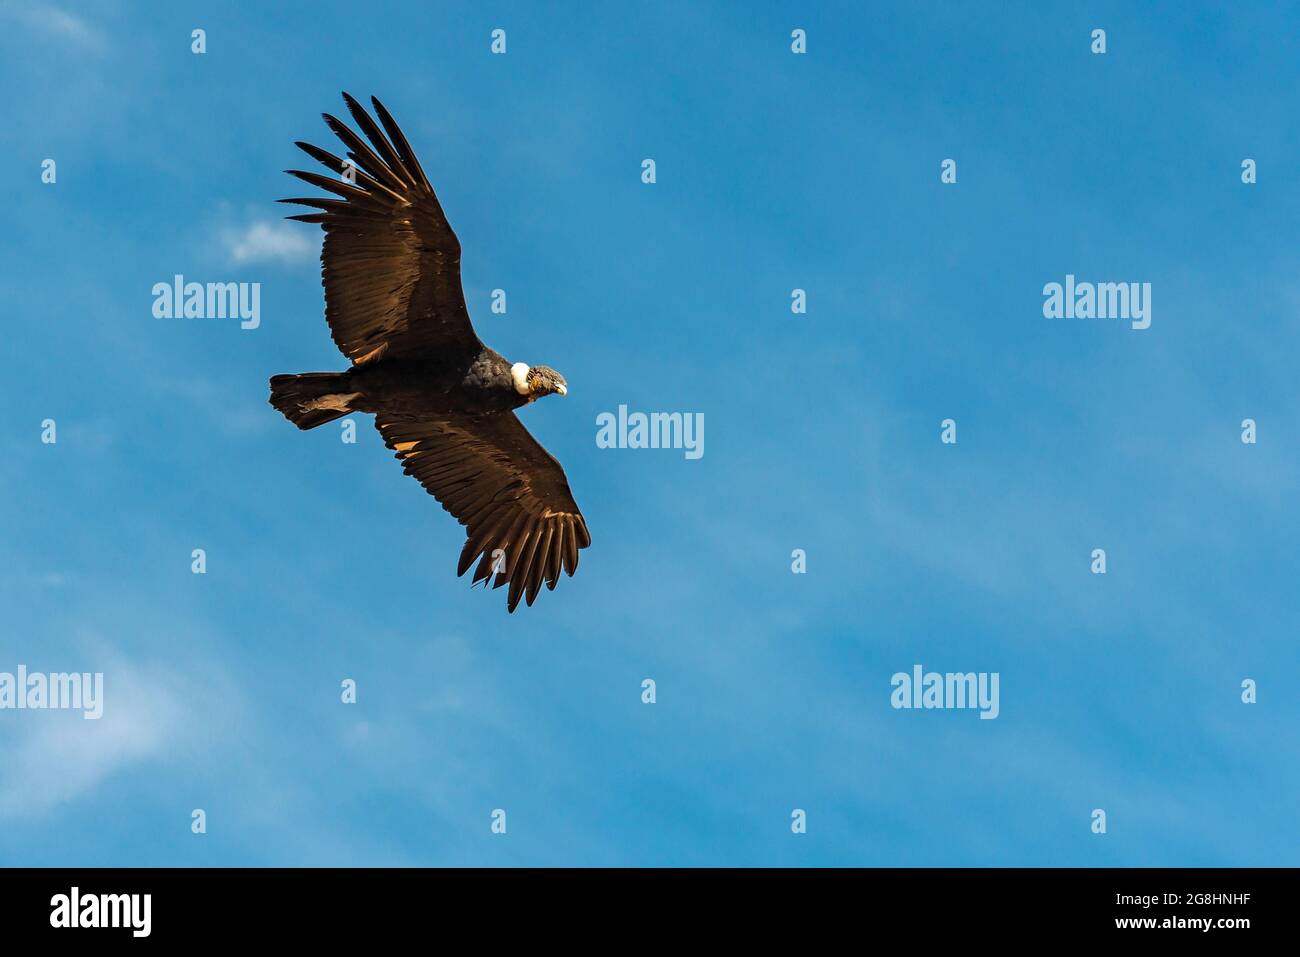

1,0,1297,866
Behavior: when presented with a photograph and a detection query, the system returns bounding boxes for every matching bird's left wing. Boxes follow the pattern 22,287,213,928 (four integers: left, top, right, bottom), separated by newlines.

281,93,483,366
375,411,592,612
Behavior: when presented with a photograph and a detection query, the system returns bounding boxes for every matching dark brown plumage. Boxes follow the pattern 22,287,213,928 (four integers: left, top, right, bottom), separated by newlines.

269,92,590,612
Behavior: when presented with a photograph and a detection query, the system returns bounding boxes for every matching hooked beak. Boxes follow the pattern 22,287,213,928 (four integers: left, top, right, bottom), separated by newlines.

556,383,567,396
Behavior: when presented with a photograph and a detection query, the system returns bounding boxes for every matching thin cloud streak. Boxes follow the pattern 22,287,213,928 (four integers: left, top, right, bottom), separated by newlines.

224,220,319,265
7,4,104,51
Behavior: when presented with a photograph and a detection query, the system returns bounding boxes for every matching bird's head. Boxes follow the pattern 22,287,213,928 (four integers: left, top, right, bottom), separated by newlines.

511,362,568,400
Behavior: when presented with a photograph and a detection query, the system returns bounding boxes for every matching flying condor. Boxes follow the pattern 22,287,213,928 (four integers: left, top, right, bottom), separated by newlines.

269,92,591,612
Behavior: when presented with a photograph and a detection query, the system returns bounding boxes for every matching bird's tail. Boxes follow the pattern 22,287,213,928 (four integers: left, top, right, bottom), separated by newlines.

269,372,357,430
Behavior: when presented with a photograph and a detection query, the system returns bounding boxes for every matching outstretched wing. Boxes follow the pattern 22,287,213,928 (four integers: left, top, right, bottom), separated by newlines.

281,92,482,365
375,411,592,613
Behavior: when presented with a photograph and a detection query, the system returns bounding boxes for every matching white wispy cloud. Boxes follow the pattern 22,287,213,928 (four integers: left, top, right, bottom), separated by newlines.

9,4,103,51
0,623,249,821
0,656,183,816
224,220,319,265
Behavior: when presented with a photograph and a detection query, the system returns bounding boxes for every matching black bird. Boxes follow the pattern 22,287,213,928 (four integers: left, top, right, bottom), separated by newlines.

269,92,591,612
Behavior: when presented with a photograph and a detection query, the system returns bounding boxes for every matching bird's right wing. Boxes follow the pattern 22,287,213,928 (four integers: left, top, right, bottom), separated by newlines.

375,410,592,612
281,93,483,366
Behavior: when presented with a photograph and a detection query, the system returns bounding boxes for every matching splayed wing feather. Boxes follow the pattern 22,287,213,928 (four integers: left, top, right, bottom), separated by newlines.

281,93,481,366
371,96,434,193
376,410,590,611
